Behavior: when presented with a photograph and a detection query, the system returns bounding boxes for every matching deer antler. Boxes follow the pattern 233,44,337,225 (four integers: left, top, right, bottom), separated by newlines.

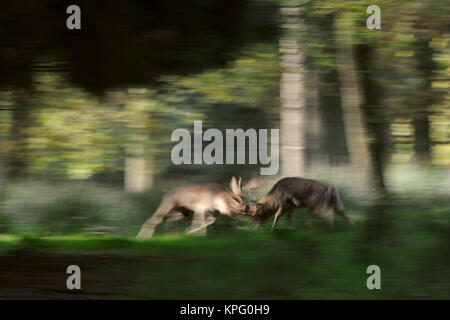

242,176,262,192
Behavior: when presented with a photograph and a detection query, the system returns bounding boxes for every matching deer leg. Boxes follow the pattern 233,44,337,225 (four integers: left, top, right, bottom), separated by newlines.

271,207,283,231
185,211,216,235
312,205,335,227
185,211,205,235
336,210,356,229
136,200,174,238
137,211,168,238
205,214,217,228
164,211,186,234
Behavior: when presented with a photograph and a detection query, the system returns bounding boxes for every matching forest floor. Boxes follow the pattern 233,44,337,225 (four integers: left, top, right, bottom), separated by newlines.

0,210,448,300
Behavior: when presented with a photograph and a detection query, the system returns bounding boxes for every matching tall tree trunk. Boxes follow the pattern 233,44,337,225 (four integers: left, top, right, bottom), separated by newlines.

412,115,431,163
304,67,322,167
355,44,391,196
279,6,305,177
315,13,349,166
125,142,153,192
412,38,434,164
119,91,154,193
334,12,371,176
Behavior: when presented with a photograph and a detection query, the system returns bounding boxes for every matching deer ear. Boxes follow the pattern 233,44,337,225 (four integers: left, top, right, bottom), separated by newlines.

230,176,241,195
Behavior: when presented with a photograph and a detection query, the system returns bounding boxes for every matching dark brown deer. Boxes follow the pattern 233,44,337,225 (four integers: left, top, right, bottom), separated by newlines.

248,177,355,231
136,176,261,238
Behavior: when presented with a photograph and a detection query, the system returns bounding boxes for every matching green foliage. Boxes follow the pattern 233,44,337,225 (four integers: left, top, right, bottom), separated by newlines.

0,182,148,236
0,0,279,93
37,196,106,234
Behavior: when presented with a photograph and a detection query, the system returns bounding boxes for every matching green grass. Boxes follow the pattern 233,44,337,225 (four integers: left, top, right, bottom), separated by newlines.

0,191,448,299
0,217,448,299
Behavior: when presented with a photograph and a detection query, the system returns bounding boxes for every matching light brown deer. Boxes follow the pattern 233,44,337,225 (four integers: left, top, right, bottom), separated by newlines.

136,176,261,238
248,177,355,231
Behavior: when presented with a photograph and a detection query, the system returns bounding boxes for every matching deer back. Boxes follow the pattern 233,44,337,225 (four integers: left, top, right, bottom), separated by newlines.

251,177,334,218
168,177,252,216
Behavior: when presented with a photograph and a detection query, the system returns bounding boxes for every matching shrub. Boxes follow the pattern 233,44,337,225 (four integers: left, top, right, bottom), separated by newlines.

37,196,105,234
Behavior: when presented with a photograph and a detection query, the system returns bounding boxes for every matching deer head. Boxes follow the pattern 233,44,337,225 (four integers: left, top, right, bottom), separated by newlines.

229,176,262,215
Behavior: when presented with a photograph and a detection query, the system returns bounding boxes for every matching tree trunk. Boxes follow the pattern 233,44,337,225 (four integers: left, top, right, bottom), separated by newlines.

334,12,371,176
412,115,431,163
125,143,153,192
279,6,305,177
412,38,434,164
315,13,349,166
354,44,391,196
120,91,154,193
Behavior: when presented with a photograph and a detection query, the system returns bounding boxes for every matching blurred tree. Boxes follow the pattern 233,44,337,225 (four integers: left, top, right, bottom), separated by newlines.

0,0,279,183
161,44,280,184
334,11,370,176
355,43,391,196
412,38,434,164
0,0,279,94
312,12,349,165
0,0,448,193
279,6,306,177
